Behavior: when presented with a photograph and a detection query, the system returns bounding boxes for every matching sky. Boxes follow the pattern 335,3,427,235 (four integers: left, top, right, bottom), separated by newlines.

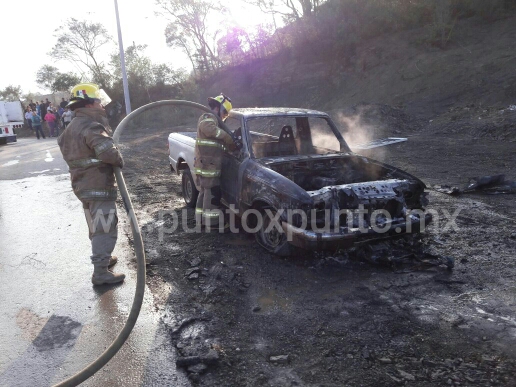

2,0,274,95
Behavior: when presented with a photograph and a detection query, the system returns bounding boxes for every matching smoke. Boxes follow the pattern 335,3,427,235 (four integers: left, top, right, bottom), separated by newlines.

334,110,374,147
309,119,341,153
332,108,387,160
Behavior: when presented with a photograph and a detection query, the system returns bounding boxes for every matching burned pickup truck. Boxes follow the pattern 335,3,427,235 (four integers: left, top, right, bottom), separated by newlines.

168,108,430,256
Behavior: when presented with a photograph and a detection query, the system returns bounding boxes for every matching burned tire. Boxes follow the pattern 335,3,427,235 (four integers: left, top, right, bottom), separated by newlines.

255,209,292,257
182,169,199,208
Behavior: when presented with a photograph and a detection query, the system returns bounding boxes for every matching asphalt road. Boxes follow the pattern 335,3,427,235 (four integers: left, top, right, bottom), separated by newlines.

0,138,189,386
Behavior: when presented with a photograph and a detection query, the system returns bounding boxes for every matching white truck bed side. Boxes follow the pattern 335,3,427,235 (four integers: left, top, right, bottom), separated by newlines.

168,132,197,174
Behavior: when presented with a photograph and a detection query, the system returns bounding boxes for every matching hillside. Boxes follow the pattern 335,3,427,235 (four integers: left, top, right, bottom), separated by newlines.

202,14,516,142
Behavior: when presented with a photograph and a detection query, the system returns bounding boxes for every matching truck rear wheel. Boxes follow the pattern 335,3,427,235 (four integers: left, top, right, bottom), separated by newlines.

182,169,199,208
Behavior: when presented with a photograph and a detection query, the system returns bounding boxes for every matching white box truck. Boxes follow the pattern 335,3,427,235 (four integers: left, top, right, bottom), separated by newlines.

0,100,24,145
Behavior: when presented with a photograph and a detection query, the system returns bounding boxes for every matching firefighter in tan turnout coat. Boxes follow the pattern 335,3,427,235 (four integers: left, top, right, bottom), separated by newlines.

195,94,235,229
58,83,126,286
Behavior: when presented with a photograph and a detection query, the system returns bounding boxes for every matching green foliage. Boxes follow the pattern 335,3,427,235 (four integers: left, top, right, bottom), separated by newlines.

35,64,81,93
0,85,22,101
108,43,191,116
51,73,81,93
36,65,59,91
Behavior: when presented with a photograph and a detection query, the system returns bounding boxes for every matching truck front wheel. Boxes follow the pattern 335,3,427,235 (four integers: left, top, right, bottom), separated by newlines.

181,169,199,208
255,209,292,257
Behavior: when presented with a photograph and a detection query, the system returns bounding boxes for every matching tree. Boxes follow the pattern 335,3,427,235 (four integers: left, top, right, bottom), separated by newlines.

165,23,198,76
110,43,154,88
152,64,188,87
245,0,324,21
36,65,59,91
0,85,22,101
157,0,224,75
109,43,188,106
23,92,41,103
217,27,246,65
50,19,114,88
52,73,81,92
251,24,274,57
36,65,81,93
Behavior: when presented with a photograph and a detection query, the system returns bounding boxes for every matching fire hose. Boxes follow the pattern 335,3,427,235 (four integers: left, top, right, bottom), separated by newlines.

54,100,231,386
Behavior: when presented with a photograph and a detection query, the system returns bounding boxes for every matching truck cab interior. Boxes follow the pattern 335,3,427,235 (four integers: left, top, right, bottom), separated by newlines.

248,116,342,158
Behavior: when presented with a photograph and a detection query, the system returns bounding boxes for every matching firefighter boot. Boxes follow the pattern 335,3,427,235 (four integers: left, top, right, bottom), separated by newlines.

92,260,125,286
108,256,118,267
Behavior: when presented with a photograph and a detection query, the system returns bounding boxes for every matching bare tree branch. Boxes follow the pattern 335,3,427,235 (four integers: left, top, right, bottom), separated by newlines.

49,19,115,87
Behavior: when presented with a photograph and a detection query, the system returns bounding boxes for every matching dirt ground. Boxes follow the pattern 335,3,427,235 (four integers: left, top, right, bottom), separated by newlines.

7,14,514,386
116,99,516,386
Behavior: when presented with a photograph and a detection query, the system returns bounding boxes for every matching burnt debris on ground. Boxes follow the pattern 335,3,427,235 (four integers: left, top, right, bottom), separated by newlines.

434,174,516,196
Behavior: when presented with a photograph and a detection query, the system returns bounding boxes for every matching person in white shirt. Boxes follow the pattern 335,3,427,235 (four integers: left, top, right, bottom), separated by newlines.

24,108,34,132
62,107,73,128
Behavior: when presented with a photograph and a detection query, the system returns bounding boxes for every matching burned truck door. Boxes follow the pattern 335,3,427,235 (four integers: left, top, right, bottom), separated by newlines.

221,152,242,206
220,116,245,208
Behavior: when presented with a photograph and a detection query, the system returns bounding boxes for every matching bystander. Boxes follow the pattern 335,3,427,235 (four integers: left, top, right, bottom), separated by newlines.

31,111,46,139
24,108,33,132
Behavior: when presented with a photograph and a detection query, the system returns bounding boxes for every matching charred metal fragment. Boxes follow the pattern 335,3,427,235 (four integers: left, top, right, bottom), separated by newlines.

434,174,516,195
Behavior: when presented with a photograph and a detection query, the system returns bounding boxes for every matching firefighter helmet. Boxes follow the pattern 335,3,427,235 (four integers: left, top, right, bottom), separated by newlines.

208,94,232,115
67,83,112,109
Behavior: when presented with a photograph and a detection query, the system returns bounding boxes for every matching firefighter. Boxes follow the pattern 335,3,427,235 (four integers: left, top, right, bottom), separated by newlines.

194,94,236,230
58,83,125,286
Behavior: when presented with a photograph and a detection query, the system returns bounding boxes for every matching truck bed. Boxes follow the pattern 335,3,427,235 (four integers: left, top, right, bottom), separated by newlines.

169,131,197,144
168,132,198,174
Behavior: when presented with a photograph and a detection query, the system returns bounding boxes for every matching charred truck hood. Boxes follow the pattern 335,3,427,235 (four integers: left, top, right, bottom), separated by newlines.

259,154,426,194
254,153,428,230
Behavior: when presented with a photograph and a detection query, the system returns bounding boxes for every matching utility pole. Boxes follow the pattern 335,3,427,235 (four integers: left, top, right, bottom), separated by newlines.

114,0,131,115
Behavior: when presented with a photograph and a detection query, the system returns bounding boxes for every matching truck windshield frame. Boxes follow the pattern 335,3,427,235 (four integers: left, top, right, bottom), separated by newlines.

245,115,351,159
